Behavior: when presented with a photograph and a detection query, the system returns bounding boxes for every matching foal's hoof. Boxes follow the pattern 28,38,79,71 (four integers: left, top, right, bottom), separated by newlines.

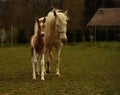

33,77,36,80
36,72,40,77
46,70,50,74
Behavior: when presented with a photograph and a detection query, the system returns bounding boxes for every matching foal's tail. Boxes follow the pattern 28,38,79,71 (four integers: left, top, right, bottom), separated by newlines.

30,36,34,57
31,47,33,57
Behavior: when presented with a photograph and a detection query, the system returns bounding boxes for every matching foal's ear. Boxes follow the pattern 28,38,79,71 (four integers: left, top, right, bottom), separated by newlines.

43,17,46,23
36,17,40,24
53,11,57,17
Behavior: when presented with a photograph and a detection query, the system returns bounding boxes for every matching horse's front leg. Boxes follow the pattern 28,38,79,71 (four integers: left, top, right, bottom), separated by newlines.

41,54,45,80
56,46,62,76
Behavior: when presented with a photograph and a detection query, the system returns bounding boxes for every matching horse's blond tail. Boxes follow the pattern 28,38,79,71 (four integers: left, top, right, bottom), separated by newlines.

34,21,38,34
49,51,54,60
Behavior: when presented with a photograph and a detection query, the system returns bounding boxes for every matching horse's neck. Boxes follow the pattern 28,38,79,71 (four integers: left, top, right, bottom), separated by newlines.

44,17,62,48
45,28,57,41
44,30,62,49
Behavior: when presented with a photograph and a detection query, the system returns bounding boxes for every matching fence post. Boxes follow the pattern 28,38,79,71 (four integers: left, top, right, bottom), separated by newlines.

94,26,97,42
11,25,13,46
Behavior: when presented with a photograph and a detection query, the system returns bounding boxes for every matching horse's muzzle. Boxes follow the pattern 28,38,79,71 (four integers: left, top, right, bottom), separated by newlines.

61,38,67,43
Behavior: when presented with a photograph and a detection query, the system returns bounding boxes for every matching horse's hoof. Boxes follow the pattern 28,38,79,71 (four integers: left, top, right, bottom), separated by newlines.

56,72,60,76
41,78,45,81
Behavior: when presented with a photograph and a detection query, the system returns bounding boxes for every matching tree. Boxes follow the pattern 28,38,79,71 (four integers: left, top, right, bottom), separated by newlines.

84,0,103,25
102,0,115,7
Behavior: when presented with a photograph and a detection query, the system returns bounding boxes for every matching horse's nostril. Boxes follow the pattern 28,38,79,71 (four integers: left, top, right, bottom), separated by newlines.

61,38,67,43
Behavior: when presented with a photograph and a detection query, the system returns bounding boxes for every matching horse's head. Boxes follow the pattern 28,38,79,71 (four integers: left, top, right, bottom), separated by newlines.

53,10,69,43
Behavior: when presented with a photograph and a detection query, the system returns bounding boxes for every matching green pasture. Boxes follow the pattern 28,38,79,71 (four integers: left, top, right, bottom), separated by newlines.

0,42,120,95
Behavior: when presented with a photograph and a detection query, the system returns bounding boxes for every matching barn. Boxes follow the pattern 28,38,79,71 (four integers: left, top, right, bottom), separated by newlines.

87,8,120,41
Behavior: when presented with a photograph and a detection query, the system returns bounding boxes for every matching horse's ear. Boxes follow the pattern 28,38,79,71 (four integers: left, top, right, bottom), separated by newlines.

43,17,46,23
64,10,68,16
54,11,57,17
51,6,56,11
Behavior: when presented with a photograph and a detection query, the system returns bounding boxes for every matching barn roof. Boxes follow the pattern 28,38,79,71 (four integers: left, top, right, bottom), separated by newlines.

87,8,120,27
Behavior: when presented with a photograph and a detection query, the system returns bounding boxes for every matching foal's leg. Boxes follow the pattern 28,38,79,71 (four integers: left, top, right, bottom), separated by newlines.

31,57,36,80
36,58,40,76
41,54,45,80
33,50,40,76
56,46,62,76
32,50,39,80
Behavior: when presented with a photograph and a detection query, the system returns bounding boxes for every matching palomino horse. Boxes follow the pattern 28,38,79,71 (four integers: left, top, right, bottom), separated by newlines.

44,9,69,76
30,17,46,80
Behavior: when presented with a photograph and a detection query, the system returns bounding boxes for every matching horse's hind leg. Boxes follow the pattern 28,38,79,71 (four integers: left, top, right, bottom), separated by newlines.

46,50,51,73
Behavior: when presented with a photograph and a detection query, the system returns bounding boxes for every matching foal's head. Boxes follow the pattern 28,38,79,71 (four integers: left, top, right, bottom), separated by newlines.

36,17,46,36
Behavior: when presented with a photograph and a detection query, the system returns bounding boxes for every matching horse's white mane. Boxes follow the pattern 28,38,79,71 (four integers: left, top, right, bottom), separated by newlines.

45,8,69,32
47,8,69,21
34,21,38,34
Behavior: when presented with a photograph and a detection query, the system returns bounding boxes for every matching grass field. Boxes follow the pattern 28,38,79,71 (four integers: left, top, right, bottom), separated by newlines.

0,42,120,95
